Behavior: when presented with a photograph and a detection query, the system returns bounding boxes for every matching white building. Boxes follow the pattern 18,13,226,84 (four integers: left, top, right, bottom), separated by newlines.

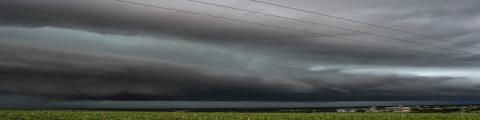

384,106,412,112
368,106,379,112
337,108,356,112
337,109,348,112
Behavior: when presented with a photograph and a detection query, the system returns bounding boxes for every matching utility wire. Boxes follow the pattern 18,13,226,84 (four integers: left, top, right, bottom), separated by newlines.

187,0,478,56
113,0,464,61
251,0,480,50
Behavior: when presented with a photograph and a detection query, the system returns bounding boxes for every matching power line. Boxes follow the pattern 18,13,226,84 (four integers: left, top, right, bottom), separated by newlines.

250,0,480,50
113,0,463,61
186,0,478,56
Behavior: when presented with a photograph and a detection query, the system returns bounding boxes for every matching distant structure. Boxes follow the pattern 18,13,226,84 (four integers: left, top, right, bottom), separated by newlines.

467,105,479,109
337,109,348,112
384,105,411,112
337,108,356,112
368,106,378,112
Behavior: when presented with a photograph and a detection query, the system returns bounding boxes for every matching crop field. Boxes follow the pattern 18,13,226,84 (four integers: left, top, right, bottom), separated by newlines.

1,110,480,120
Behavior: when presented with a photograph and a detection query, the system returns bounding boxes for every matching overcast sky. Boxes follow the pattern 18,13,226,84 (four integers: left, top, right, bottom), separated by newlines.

1,0,480,108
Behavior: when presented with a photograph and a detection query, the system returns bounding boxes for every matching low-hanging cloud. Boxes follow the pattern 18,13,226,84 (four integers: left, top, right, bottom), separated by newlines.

2,0,480,62
1,0,480,106
1,44,479,101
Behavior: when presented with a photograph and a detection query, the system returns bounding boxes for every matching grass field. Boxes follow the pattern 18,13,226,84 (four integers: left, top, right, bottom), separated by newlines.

1,110,480,120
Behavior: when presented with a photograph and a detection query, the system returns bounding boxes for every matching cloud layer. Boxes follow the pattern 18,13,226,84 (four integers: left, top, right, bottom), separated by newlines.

1,0,480,105
1,44,479,101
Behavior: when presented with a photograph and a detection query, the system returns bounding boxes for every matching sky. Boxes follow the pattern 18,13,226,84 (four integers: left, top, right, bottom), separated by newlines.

0,0,480,108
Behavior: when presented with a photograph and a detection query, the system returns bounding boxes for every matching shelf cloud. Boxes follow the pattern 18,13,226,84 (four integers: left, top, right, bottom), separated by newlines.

1,0,480,108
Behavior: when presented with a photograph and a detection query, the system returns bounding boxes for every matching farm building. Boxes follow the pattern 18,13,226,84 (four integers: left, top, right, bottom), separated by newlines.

368,106,379,112
337,108,356,112
384,106,412,112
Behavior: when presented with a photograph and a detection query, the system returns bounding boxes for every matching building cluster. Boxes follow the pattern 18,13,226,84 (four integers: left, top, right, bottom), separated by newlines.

336,106,412,113
336,105,480,113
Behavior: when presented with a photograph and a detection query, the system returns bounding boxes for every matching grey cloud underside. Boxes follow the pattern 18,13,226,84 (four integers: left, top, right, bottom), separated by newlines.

1,44,479,101
2,0,480,67
1,0,480,102
0,0,310,42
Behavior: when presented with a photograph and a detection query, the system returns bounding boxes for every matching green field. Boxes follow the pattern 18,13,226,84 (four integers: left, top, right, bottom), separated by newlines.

1,110,480,120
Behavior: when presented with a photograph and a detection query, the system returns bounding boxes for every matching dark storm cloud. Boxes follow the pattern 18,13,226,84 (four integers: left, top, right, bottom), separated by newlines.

0,0,407,63
0,0,313,42
357,0,480,46
1,0,480,105
1,44,479,101
0,0,379,65
2,0,480,66
1,0,480,64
